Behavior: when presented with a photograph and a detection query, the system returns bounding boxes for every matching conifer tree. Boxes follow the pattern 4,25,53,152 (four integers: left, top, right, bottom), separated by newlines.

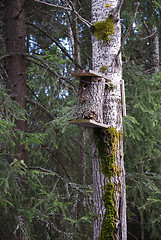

5,0,28,164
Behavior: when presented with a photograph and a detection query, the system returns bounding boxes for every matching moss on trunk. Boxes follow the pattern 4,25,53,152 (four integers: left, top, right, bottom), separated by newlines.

93,15,115,42
94,127,120,239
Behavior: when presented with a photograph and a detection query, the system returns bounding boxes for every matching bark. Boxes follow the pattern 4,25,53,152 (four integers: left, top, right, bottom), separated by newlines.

71,1,81,69
140,209,144,240
91,0,127,239
77,129,88,235
149,26,160,74
66,10,81,70
80,129,87,185
74,76,105,123
5,0,28,164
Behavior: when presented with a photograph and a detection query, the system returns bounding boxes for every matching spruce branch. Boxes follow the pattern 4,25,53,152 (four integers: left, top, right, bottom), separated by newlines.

41,145,71,181
28,166,91,191
140,30,157,40
26,98,55,120
27,21,83,70
26,54,77,92
26,83,46,108
0,53,24,61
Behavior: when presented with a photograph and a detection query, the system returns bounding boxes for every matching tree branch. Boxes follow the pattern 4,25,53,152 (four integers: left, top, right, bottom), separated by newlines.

27,21,83,69
140,30,157,40
0,54,10,61
34,0,92,28
26,98,55,120
40,144,71,181
117,2,140,57
139,9,151,35
0,53,24,61
110,0,125,20
34,0,72,11
139,9,157,40
26,54,77,92
28,166,91,191
66,0,92,27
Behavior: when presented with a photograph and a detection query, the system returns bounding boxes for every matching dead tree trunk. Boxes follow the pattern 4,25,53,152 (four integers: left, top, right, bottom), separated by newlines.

91,0,127,239
5,0,28,164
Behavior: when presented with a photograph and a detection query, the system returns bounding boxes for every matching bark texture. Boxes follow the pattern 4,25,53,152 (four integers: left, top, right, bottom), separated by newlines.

91,0,127,239
5,0,28,164
149,26,160,74
74,76,105,122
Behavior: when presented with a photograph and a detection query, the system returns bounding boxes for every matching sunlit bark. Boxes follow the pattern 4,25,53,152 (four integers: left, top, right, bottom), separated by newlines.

91,0,127,239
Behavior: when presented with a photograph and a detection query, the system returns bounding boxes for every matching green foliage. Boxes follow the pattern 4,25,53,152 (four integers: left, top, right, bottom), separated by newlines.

0,44,93,238
93,16,115,41
0,159,76,239
123,66,161,239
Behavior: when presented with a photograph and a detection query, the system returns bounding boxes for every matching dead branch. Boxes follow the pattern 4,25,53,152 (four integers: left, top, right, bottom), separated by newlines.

67,0,92,27
34,0,92,28
34,0,72,11
140,30,157,40
116,2,140,57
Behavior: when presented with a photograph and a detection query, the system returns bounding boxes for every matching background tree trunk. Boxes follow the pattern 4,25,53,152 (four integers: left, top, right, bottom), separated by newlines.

149,26,160,74
5,0,28,164
91,0,127,239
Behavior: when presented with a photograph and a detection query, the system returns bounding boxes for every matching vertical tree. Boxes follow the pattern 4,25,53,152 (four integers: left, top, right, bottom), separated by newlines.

5,0,28,164
149,26,160,74
91,0,127,239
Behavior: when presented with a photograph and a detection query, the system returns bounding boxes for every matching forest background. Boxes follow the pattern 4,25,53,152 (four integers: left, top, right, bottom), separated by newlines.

0,0,160,239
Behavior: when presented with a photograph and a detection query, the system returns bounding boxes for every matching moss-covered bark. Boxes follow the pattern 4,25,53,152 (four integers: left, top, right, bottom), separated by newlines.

92,0,127,239
93,16,115,42
94,127,121,239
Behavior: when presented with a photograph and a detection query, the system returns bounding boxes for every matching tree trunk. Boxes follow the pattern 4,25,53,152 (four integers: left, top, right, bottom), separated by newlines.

5,0,28,164
140,209,144,240
149,26,160,74
91,0,127,239
66,1,81,70
71,4,81,69
74,76,105,122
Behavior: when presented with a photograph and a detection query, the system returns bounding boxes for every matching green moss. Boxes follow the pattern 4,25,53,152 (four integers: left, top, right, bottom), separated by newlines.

94,127,119,178
98,183,118,240
100,65,108,73
93,15,115,42
105,82,114,91
94,127,119,239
